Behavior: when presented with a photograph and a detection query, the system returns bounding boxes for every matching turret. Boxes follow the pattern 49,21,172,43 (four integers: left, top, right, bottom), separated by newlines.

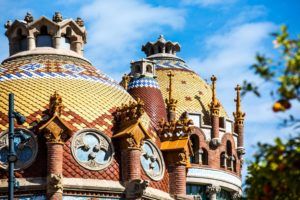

126,59,167,129
4,12,87,56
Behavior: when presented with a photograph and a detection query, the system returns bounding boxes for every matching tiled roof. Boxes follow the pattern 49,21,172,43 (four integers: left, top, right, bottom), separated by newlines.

156,68,228,124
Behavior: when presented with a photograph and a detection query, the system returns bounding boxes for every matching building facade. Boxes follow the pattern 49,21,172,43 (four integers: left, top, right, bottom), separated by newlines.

0,13,245,200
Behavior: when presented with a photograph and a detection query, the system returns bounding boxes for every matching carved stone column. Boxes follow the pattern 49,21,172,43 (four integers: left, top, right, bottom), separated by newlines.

125,138,142,181
206,185,221,200
27,35,35,50
39,92,72,200
209,75,221,147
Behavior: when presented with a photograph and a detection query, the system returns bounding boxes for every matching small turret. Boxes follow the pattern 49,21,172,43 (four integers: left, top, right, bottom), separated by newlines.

4,12,87,56
130,59,156,78
142,35,181,58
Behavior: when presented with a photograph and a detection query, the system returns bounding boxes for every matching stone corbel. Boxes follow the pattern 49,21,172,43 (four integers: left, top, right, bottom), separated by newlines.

231,191,242,200
210,138,221,148
125,179,149,199
47,173,63,194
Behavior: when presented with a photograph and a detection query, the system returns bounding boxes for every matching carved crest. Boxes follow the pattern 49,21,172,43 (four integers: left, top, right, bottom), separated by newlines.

49,91,63,116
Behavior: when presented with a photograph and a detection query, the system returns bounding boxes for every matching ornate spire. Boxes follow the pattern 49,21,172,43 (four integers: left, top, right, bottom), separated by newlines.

24,12,34,23
165,71,177,121
233,85,245,125
209,75,220,116
49,91,63,116
120,74,131,90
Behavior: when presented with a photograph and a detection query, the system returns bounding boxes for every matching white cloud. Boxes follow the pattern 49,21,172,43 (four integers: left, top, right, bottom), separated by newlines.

80,0,185,79
181,0,237,7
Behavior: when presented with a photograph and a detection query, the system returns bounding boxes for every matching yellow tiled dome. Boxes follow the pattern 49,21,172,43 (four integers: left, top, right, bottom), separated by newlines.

0,54,134,133
156,68,228,124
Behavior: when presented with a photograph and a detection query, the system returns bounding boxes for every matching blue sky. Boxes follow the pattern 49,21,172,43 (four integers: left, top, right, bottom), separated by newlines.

1,0,299,181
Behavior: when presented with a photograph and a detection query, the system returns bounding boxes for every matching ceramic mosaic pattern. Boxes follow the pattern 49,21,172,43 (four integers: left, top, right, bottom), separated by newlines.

156,68,228,124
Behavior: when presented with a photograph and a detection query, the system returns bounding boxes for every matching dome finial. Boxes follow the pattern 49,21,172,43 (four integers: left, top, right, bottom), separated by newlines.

53,12,63,23
24,12,34,23
158,34,166,42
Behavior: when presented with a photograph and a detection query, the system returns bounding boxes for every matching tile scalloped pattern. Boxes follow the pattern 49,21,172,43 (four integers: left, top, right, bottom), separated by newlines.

156,68,228,124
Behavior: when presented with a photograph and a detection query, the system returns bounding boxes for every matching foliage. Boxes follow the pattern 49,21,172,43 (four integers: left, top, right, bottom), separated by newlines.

242,25,300,113
244,25,300,200
245,136,300,200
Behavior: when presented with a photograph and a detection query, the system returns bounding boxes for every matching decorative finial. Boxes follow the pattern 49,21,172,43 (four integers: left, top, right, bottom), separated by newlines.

120,74,131,90
52,12,63,23
24,12,34,23
233,85,245,124
75,17,84,27
49,91,63,116
209,75,220,114
165,71,177,121
4,20,12,29
158,34,166,43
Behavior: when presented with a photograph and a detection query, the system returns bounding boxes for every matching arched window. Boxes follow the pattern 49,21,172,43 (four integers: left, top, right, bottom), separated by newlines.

14,29,27,53
220,152,226,168
146,65,153,73
226,141,232,170
158,46,162,53
190,134,199,164
201,148,208,165
134,65,141,73
60,27,71,50
36,26,52,47
150,47,154,55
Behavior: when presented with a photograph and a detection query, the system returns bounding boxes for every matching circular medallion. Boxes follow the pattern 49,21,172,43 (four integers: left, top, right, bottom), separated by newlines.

71,129,114,171
0,128,38,170
140,140,165,181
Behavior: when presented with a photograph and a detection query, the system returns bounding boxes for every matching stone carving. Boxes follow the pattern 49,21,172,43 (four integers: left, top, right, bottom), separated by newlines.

141,140,165,180
52,12,63,23
231,191,241,200
165,71,178,121
177,152,187,165
206,185,221,197
125,179,149,199
4,20,12,29
75,17,84,27
0,129,38,170
24,12,34,23
120,73,131,90
210,138,221,148
114,98,144,129
47,174,63,193
49,91,63,116
71,129,114,171
158,112,194,139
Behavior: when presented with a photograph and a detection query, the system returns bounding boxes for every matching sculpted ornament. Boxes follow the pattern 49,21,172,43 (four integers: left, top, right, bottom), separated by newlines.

71,129,114,171
47,174,63,193
206,185,221,197
140,140,165,180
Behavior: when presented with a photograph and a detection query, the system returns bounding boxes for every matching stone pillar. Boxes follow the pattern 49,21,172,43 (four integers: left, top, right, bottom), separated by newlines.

46,142,64,200
53,36,61,49
211,113,219,139
27,35,36,50
73,41,82,55
206,185,221,200
198,149,203,164
169,164,186,196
